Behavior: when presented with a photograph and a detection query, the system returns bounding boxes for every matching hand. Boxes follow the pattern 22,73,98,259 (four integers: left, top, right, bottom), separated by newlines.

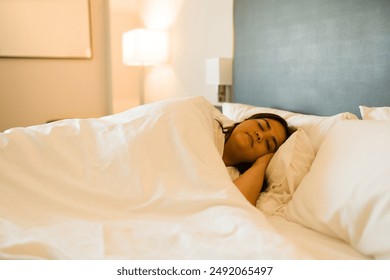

253,153,274,167
233,152,275,206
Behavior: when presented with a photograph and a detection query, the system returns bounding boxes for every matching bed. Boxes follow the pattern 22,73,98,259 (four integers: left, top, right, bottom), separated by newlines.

1,0,390,260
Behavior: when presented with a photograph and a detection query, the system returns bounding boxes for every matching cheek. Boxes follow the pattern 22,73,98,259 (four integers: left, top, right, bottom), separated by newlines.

242,144,265,162
255,138,272,155
232,132,250,148
252,145,266,159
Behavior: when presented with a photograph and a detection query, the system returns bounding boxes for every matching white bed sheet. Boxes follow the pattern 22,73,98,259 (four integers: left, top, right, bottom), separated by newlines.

0,96,367,260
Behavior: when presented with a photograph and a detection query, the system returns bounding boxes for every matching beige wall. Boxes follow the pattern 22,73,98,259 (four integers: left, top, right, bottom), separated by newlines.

0,0,109,132
146,0,233,105
107,0,141,113
0,0,233,131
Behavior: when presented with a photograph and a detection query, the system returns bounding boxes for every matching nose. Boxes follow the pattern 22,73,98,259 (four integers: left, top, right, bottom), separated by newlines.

255,131,262,142
255,131,271,142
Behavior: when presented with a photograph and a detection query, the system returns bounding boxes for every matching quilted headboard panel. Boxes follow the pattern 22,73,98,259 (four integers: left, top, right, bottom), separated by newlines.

233,0,390,116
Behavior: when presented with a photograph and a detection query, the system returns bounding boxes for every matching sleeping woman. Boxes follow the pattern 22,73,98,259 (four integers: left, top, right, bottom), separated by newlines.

218,113,291,205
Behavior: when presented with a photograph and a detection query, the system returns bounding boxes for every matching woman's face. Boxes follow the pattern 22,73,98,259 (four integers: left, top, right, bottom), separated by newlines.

225,118,287,164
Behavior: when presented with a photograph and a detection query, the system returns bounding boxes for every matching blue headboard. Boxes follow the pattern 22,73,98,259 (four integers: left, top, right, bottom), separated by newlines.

233,0,390,116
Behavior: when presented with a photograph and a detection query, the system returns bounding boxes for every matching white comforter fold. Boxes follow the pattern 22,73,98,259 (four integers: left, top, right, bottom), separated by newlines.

0,97,311,259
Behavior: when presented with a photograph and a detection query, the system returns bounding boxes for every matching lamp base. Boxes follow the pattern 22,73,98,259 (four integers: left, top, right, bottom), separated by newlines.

218,85,231,102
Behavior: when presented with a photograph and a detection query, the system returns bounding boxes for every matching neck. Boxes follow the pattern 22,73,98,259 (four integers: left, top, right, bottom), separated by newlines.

222,149,237,167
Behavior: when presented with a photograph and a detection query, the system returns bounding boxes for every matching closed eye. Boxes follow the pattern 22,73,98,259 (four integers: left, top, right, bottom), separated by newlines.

270,137,277,152
263,119,271,129
258,119,271,131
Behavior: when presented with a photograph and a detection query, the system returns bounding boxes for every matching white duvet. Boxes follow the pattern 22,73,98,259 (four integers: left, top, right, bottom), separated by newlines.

0,96,311,259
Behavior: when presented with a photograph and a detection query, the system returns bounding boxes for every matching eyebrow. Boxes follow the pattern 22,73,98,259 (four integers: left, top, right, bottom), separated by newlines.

263,119,271,129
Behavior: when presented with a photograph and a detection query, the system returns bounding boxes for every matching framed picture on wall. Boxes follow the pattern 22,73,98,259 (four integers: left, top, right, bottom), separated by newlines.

0,0,92,59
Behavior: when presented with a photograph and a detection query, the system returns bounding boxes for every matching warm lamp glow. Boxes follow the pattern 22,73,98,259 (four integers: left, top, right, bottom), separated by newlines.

139,0,183,30
122,28,168,66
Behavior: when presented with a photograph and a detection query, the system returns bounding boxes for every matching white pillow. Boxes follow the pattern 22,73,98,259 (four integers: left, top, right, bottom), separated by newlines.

285,120,390,259
359,105,390,121
222,102,358,153
256,129,315,216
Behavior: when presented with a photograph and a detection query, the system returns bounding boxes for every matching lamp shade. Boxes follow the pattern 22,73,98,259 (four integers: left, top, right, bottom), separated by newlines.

122,28,168,66
206,58,232,85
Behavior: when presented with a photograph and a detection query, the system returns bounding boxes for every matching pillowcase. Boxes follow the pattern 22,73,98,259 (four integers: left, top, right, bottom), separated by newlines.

285,120,390,259
256,129,315,216
222,102,358,153
359,105,390,120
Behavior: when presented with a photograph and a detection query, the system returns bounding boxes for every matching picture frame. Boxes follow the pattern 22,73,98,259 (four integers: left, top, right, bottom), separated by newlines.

0,0,92,59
